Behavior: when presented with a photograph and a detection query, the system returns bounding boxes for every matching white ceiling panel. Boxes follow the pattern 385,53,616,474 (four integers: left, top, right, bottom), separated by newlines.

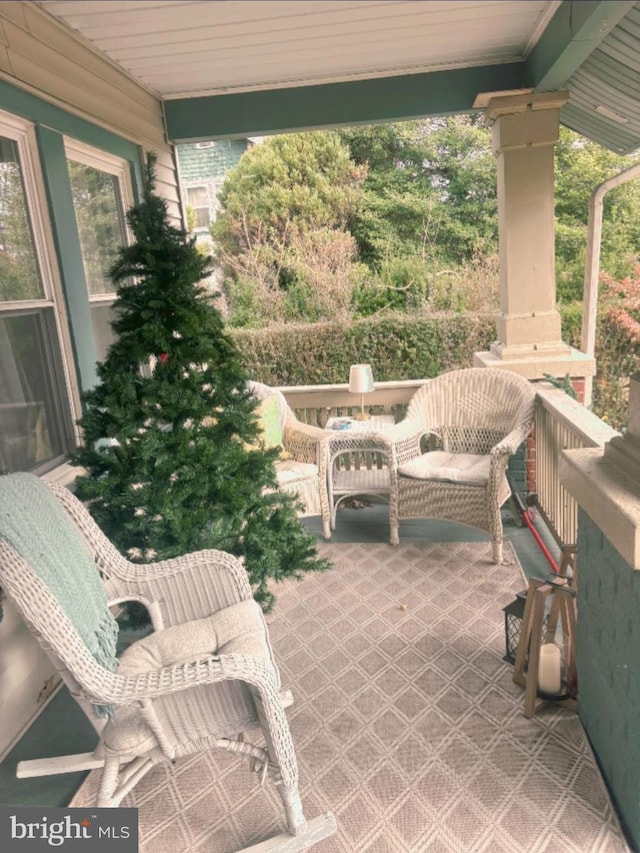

36,0,560,97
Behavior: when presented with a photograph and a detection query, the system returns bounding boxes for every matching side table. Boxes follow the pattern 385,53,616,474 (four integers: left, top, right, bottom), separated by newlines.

325,415,395,533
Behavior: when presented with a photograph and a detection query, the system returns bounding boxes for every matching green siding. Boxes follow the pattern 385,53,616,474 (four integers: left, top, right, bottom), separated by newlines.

577,507,640,848
177,140,247,181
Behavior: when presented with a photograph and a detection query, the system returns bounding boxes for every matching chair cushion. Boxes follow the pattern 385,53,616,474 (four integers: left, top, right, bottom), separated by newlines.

117,599,269,673
398,451,490,486
256,395,283,450
275,459,318,485
105,599,270,754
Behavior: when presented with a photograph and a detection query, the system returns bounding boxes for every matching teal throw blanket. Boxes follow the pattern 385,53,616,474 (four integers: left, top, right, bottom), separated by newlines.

0,473,118,716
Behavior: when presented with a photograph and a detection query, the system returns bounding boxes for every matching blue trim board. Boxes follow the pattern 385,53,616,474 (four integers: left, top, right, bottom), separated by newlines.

164,63,525,142
36,126,98,394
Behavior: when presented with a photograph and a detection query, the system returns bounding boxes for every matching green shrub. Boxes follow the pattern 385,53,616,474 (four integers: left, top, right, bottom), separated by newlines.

232,312,496,385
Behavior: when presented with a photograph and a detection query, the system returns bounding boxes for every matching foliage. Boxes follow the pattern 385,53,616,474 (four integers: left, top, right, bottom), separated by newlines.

338,117,497,269
592,264,640,428
212,132,366,324
353,252,499,317
67,160,123,295
0,147,42,301
72,155,329,611
233,312,496,387
554,129,640,302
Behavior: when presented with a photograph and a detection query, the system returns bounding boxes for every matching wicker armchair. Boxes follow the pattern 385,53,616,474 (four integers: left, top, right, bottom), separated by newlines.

0,474,335,850
248,381,331,539
387,368,536,562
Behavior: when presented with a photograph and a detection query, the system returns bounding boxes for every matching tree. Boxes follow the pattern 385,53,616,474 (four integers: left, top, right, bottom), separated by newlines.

212,132,366,325
73,154,329,610
554,128,640,302
339,117,497,269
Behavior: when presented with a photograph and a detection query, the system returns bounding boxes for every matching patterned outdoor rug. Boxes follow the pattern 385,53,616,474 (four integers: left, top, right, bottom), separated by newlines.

70,541,629,852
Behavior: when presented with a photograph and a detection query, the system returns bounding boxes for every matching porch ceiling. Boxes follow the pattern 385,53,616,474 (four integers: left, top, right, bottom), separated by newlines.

34,0,640,152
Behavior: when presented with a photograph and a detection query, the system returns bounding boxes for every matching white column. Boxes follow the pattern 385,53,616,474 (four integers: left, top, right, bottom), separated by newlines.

474,92,595,381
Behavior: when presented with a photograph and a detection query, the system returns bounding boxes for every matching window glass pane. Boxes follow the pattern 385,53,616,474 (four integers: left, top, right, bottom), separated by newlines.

0,136,43,301
0,312,64,473
91,301,117,364
67,160,126,296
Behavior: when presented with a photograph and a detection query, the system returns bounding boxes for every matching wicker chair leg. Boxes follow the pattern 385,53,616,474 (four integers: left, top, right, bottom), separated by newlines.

492,540,503,564
96,753,121,807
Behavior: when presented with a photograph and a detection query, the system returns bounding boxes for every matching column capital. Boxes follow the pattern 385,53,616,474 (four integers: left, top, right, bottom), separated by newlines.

484,91,569,124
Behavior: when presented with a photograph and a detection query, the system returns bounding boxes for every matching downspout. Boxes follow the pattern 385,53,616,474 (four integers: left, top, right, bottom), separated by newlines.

582,162,640,406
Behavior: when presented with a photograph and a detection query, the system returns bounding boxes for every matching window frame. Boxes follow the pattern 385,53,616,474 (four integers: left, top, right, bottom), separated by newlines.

186,183,211,231
0,110,80,471
63,137,134,309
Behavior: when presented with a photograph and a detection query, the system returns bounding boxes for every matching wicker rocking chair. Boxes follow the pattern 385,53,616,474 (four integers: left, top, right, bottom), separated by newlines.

387,368,536,562
0,473,336,851
247,381,331,540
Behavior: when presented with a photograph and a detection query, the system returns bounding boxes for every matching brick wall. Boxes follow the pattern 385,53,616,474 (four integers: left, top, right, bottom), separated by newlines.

577,508,640,848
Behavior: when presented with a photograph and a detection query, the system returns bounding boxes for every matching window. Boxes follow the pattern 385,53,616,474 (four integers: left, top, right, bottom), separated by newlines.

0,113,75,474
65,140,133,363
186,185,210,230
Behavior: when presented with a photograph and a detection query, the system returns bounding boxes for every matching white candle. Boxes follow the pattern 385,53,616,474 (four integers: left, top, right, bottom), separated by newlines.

538,643,562,694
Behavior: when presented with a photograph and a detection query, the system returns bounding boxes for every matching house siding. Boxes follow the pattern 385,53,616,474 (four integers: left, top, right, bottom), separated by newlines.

0,1,184,757
0,1,182,223
577,507,640,848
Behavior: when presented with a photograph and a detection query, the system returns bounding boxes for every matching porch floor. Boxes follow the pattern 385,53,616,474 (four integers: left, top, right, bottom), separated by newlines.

0,504,569,816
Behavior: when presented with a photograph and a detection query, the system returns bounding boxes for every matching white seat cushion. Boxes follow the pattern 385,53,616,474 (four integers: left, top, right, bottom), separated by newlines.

275,460,318,485
398,451,490,486
105,599,271,754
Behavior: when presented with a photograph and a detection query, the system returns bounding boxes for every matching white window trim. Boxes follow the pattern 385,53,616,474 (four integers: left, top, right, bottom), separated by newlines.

0,109,82,441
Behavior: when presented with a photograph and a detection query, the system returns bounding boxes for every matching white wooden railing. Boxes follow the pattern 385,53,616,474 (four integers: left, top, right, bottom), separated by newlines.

533,385,618,547
280,379,428,427
280,378,620,550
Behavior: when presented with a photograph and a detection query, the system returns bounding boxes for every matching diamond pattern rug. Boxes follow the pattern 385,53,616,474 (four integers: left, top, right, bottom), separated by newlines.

70,541,630,852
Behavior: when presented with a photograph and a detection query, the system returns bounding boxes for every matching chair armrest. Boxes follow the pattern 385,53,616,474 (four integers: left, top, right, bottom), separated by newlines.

490,421,534,461
283,421,328,468
105,549,252,625
382,418,425,467
88,652,280,706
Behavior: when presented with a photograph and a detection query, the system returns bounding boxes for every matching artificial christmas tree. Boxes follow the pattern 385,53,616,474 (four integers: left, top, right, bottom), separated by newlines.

73,154,329,610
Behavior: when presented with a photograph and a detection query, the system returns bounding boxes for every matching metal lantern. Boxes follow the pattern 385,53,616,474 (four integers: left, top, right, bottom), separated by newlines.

502,589,528,663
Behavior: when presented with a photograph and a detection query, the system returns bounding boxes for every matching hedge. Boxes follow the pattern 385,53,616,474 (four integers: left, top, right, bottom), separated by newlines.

231,306,640,430
232,312,496,385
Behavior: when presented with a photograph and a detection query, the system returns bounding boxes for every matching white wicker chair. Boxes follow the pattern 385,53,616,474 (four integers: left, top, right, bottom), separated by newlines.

248,381,331,539
0,473,336,850
387,368,536,562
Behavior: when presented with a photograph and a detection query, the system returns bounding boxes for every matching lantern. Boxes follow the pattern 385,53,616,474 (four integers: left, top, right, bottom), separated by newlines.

502,589,528,664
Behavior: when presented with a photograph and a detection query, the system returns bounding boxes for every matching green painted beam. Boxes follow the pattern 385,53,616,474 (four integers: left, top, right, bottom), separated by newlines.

164,63,524,142
526,0,636,92
36,126,98,394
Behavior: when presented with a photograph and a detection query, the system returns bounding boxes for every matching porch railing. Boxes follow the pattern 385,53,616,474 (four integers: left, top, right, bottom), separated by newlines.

280,379,428,427
533,385,618,547
280,378,619,548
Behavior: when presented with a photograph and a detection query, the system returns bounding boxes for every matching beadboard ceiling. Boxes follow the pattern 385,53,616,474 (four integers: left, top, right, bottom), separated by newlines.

36,1,559,97
34,1,640,153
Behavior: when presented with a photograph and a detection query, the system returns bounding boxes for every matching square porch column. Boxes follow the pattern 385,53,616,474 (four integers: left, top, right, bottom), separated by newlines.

474,92,595,384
